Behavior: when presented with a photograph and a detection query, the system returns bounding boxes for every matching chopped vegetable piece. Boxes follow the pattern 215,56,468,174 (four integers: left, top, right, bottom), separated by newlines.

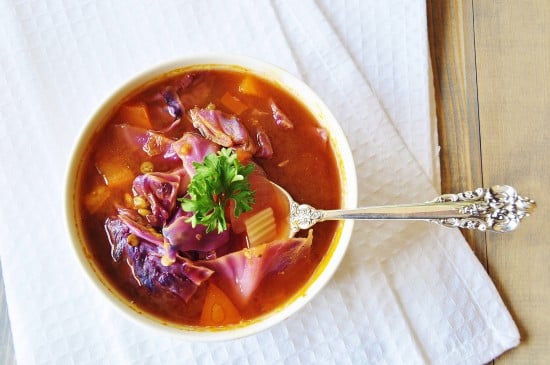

163,89,183,119
126,242,213,302
84,185,111,213
117,208,163,246
178,79,211,109
270,100,294,129
189,107,256,153
199,283,242,326
132,172,181,228
220,92,248,114
95,158,135,188
316,127,328,144
238,76,262,96
105,214,214,302
235,148,252,163
200,231,313,307
117,102,152,129
179,148,255,233
172,133,220,177
162,208,230,253
245,207,276,247
255,129,273,158
142,131,177,158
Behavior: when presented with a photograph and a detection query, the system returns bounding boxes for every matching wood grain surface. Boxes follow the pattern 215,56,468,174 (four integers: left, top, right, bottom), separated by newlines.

428,0,550,363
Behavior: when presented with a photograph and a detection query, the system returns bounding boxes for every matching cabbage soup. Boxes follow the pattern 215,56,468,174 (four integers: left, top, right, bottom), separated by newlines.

74,66,341,328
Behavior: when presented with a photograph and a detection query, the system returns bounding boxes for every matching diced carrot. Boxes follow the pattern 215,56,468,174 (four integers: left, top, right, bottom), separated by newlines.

238,76,263,97
235,148,252,163
220,92,248,115
117,102,152,129
84,185,111,213
199,283,242,326
95,158,135,188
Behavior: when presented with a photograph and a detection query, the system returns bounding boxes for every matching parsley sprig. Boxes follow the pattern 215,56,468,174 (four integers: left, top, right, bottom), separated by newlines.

179,148,255,233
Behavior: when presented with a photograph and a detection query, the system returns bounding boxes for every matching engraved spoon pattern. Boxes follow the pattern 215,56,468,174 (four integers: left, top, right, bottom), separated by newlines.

271,184,536,236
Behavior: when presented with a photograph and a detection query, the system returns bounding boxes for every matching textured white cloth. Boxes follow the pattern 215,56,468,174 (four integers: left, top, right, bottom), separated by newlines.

0,0,519,364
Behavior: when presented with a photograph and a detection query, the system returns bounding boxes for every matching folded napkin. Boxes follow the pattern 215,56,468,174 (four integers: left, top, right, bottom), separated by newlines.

0,0,519,364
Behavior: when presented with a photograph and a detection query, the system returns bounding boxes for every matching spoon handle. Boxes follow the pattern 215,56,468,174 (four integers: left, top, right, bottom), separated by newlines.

290,185,536,233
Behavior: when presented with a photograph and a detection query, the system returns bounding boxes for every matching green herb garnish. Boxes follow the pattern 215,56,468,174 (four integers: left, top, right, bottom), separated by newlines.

179,148,255,233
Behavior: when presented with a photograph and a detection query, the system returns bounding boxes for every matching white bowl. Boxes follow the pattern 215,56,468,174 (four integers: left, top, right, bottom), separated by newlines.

65,54,357,341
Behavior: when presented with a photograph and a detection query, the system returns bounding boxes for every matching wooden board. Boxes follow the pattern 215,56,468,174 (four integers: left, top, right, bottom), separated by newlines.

427,0,487,264
428,0,550,363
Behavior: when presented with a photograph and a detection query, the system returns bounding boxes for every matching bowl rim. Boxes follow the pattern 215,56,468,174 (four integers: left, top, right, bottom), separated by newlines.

65,53,358,341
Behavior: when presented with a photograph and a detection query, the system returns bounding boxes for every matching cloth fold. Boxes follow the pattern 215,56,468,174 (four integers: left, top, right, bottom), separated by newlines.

0,0,518,364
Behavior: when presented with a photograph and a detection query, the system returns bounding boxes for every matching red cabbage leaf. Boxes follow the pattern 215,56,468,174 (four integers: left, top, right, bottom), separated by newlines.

172,133,220,177
200,231,313,307
189,107,257,153
132,172,181,228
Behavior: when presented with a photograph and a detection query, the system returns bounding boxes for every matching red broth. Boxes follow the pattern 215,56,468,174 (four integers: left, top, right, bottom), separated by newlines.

76,68,341,326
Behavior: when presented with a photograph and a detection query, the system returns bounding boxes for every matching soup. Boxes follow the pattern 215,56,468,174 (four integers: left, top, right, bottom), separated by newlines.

75,67,341,327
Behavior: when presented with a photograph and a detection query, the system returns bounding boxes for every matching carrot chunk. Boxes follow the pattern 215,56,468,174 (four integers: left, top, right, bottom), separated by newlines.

200,283,242,326
220,92,248,115
84,185,111,213
117,102,152,129
238,76,263,97
235,148,252,163
95,158,135,188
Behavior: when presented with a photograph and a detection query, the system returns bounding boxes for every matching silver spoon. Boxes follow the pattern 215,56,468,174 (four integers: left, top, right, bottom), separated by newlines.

271,184,536,236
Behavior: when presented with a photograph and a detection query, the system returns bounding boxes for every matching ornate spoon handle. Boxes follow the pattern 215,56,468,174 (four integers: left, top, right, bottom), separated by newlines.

290,185,536,234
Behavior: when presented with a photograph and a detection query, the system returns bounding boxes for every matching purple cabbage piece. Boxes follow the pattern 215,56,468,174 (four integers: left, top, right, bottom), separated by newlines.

132,172,181,228
189,107,256,152
146,74,194,125
172,133,220,177
255,130,273,158
110,124,149,149
105,216,131,261
127,240,213,301
105,216,214,302
270,100,294,129
163,208,230,253
200,232,313,307
142,131,179,160
117,208,163,246
163,89,183,119
167,167,191,195
109,124,180,166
